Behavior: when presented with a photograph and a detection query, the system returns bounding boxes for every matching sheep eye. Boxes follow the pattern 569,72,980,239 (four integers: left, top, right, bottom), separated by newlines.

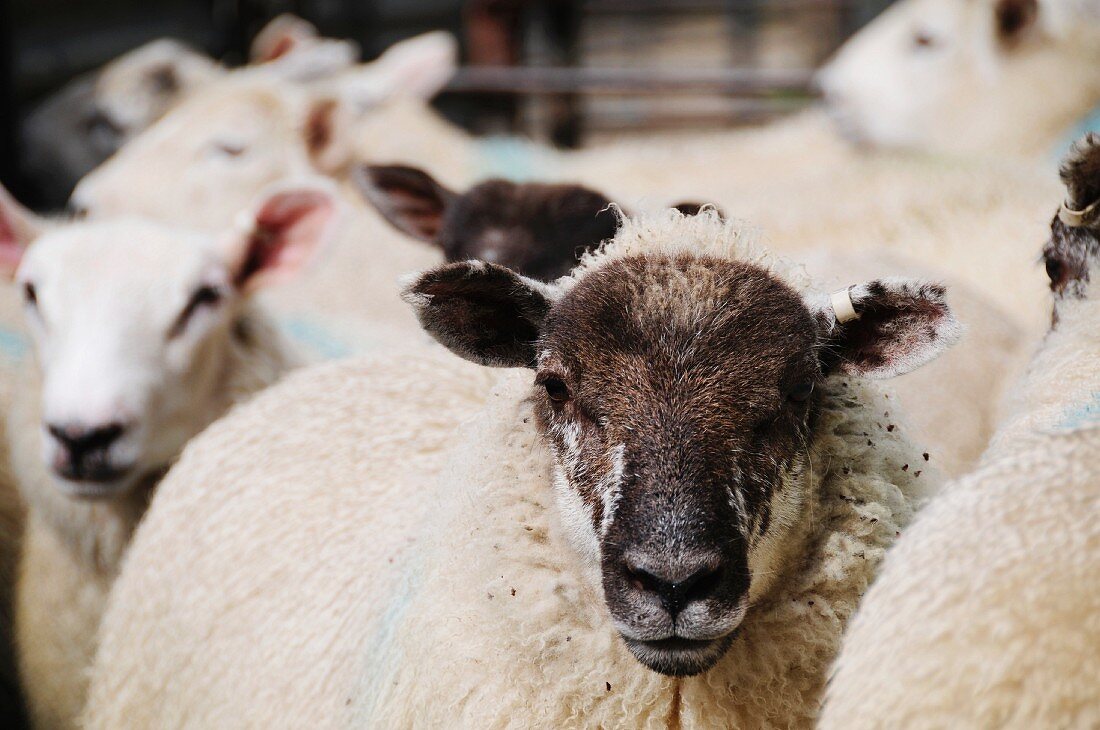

211,141,246,158
23,283,37,308
169,285,223,338
1044,256,1066,287
542,377,571,404
912,30,938,49
788,382,814,402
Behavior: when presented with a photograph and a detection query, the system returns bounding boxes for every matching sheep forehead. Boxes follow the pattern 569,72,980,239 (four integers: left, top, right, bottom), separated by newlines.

24,222,219,322
543,255,817,397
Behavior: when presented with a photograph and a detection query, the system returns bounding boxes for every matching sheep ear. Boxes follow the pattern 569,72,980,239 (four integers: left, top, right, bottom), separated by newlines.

337,31,457,109
227,183,340,294
994,0,1039,46
402,261,555,368
250,14,319,63
814,278,961,379
353,164,457,242
0,184,43,278
1059,133,1100,227
302,97,352,173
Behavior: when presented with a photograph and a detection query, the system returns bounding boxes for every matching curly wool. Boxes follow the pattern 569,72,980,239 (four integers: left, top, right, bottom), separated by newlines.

819,427,1100,729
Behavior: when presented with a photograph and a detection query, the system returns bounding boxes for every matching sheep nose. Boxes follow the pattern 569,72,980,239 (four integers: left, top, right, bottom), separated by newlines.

623,554,725,617
47,422,128,481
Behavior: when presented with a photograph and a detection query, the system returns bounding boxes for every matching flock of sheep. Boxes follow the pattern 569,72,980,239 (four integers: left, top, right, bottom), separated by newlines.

0,0,1097,727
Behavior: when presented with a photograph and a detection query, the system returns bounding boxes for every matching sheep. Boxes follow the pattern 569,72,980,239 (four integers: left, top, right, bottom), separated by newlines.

816,0,1100,157
354,161,1027,475
353,163,718,280
84,210,959,728
818,134,1100,729
20,39,223,208
1,181,339,730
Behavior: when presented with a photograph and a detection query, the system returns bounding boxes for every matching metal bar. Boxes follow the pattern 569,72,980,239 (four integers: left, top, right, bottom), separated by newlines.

582,0,858,15
446,66,818,96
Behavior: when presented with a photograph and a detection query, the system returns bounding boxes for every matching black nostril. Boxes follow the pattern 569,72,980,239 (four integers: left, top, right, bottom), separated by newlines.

48,422,126,455
624,558,725,616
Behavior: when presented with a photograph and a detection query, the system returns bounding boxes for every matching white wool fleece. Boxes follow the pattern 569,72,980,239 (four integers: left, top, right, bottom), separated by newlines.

83,349,497,729
819,426,1100,729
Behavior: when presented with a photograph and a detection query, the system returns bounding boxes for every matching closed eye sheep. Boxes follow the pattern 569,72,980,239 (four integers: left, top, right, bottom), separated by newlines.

85,210,958,728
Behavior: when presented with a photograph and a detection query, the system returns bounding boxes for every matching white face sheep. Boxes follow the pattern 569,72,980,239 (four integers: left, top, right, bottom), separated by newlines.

0,181,337,730
819,133,1100,729
21,39,223,207
816,0,1100,155
69,31,459,227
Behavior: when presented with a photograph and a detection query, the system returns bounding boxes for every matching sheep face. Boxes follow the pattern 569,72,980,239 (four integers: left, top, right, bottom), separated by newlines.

1,184,336,500
354,165,619,281
20,40,221,207
70,82,346,228
1045,132,1100,318
817,0,1098,153
405,246,959,678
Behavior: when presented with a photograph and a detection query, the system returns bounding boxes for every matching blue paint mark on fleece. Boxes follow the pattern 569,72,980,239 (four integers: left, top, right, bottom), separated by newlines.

1051,390,1100,433
356,552,422,721
1051,103,1100,163
475,135,556,181
0,327,28,360
278,316,352,360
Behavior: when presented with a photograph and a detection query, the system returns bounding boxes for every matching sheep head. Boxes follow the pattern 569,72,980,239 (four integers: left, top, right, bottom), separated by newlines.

1,180,338,499
403,219,959,677
816,0,1100,155
355,163,719,282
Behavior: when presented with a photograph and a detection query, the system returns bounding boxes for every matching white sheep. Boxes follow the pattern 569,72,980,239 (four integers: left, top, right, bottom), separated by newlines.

3,181,339,729
819,133,1100,729
816,0,1100,157
85,210,959,727
20,38,224,207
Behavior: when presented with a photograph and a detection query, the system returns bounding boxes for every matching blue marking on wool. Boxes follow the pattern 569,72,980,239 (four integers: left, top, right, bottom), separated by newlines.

476,135,555,181
1051,103,1100,163
278,316,352,360
0,327,28,360
1051,391,1100,432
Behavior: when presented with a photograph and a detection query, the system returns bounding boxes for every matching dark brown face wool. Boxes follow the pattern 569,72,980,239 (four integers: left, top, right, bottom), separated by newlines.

533,256,821,675
355,164,618,281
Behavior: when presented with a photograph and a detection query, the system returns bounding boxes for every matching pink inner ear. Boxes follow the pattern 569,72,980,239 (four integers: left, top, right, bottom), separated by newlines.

264,35,298,62
236,191,334,290
0,206,28,275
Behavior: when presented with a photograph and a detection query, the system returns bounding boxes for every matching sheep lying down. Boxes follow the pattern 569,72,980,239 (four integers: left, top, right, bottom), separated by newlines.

86,211,959,728
819,134,1100,729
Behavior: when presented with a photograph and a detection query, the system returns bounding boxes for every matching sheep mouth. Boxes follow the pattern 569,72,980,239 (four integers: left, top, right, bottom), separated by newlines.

623,634,735,677
54,464,140,500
